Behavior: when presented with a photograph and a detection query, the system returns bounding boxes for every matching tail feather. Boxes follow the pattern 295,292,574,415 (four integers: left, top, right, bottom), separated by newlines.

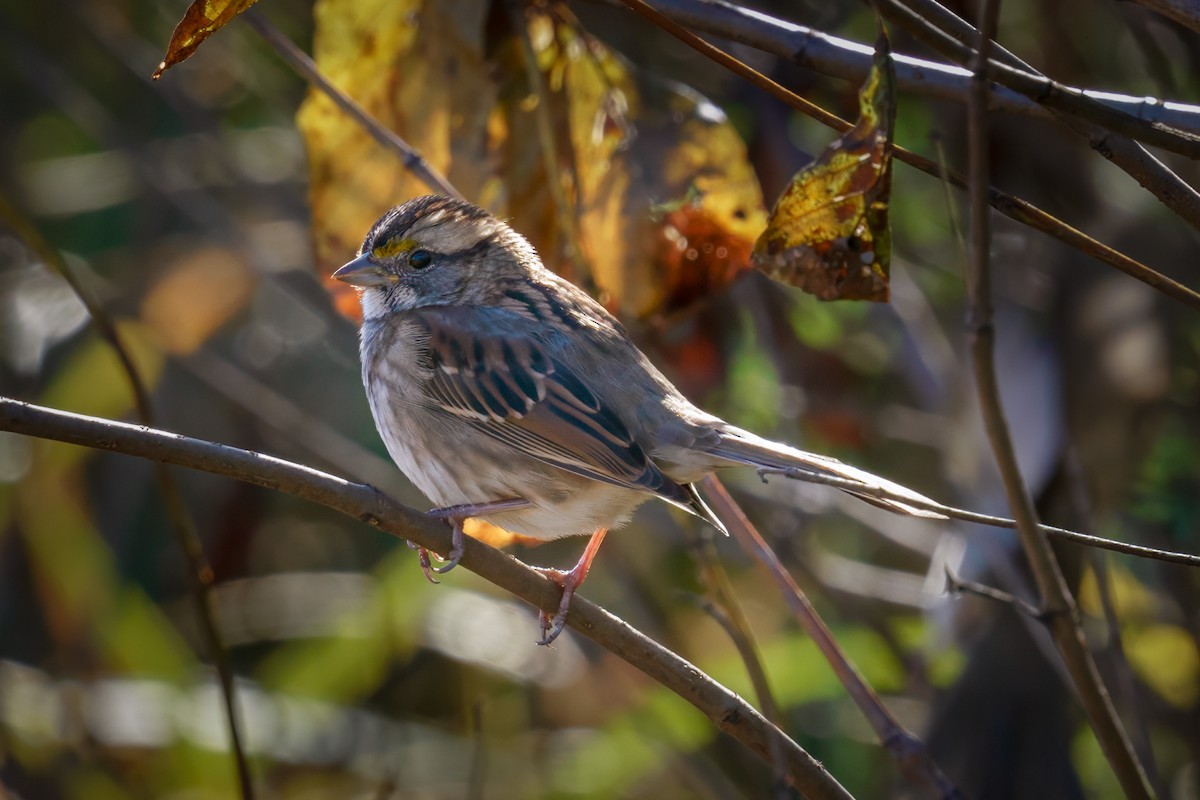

708,426,945,519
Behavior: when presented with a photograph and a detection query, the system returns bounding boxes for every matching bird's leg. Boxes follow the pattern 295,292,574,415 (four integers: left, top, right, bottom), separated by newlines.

532,527,608,646
417,497,532,577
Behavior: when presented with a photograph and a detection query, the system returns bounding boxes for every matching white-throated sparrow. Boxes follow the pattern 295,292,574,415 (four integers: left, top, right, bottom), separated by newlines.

335,196,938,644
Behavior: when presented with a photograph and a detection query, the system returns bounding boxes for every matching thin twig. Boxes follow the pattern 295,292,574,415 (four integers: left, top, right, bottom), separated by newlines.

0,196,254,799
240,9,462,200
507,0,592,286
0,397,854,800
876,0,1200,233
965,3,1153,797
756,467,1200,568
701,476,963,800
943,566,1043,618
614,0,1200,312
686,528,788,797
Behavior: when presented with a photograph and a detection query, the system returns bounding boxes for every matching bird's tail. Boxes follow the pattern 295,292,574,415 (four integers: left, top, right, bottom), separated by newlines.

707,426,945,519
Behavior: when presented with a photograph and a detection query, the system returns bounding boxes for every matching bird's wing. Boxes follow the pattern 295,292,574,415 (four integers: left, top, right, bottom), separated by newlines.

409,307,712,521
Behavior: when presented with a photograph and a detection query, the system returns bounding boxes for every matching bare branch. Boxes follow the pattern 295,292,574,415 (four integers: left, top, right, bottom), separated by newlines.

642,0,1200,135
877,0,1200,232
943,566,1043,619
0,397,854,800
966,4,1154,796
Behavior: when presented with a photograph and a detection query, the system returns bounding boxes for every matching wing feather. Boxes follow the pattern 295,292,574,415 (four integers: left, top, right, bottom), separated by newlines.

412,307,699,513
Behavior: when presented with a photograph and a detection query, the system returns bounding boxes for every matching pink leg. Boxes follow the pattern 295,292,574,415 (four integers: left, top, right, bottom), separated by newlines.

532,528,608,646
413,498,531,581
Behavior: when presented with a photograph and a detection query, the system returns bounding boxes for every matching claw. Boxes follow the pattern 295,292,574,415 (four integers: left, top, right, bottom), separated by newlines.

407,541,440,584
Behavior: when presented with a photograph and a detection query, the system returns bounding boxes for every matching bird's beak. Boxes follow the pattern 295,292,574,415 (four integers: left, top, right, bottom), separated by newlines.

332,254,390,287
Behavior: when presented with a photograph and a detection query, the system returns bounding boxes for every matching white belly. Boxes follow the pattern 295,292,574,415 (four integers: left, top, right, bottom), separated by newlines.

365,359,649,540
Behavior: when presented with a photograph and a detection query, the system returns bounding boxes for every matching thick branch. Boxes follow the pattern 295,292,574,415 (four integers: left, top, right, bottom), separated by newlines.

877,0,1200,232
0,397,853,800
644,0,1200,135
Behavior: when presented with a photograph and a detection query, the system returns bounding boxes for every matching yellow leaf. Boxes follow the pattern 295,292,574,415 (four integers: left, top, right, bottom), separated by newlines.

1124,623,1199,707
299,0,765,321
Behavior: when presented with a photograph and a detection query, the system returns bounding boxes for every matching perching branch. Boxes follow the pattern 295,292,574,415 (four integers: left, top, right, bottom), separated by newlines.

965,4,1154,797
0,397,854,800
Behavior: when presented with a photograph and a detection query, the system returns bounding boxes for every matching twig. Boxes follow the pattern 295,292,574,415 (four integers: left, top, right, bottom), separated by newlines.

686,528,788,797
942,566,1043,618
239,9,462,200
614,0,1200,312
0,397,854,800
506,0,592,286
641,0,1200,134
701,476,963,800
0,196,254,799
756,467,1200,568
876,0,1200,233
929,132,967,263
965,4,1154,797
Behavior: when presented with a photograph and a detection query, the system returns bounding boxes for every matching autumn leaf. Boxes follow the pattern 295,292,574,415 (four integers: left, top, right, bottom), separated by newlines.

299,0,765,322
153,0,262,79
753,33,896,303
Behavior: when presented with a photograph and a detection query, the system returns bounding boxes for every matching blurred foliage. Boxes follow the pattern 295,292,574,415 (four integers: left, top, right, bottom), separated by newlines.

1,0,1199,798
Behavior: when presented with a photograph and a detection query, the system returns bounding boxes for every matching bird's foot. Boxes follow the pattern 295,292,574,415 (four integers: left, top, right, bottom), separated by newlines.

420,498,532,576
530,528,608,646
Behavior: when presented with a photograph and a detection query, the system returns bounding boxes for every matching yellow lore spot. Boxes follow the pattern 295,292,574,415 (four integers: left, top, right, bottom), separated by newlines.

372,237,417,260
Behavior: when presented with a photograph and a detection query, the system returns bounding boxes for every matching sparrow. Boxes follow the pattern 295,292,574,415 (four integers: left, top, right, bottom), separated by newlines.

334,195,939,644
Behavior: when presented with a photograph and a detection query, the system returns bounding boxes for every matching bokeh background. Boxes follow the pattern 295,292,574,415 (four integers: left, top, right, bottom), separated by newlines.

2,0,1199,797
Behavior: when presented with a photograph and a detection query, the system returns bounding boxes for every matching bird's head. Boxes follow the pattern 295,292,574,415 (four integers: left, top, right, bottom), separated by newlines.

333,196,540,319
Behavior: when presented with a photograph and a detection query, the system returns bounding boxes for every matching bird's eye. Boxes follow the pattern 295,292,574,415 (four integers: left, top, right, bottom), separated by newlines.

408,249,433,270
